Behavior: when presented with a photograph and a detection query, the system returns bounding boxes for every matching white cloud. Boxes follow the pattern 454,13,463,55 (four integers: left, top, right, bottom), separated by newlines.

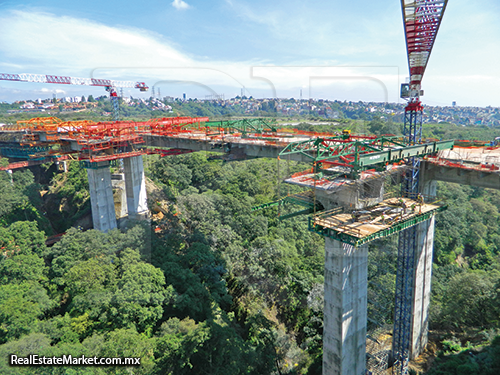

172,0,190,10
0,10,192,71
0,10,266,97
0,9,430,104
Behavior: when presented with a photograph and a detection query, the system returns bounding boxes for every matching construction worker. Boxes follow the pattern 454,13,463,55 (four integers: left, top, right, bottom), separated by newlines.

417,193,424,213
417,193,424,204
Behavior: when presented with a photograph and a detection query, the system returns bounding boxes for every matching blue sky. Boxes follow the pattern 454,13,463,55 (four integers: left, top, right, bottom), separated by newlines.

0,0,499,106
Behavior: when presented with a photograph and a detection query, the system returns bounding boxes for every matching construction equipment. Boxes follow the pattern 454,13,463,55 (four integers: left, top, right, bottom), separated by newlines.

0,72,149,121
392,1,448,374
279,135,453,179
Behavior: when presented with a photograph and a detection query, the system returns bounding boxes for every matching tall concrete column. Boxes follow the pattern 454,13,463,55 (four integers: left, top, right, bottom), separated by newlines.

410,215,435,357
123,155,148,220
323,238,368,375
87,162,117,232
410,179,437,358
315,181,385,375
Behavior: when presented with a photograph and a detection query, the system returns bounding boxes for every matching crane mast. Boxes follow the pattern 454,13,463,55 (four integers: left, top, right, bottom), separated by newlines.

0,73,149,121
393,1,448,374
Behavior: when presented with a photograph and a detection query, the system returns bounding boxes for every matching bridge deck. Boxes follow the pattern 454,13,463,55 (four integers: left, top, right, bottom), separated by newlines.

437,146,500,168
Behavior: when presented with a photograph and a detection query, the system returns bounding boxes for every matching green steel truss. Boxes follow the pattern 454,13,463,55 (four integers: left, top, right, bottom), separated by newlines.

252,200,282,211
0,145,50,159
252,191,323,220
279,208,315,220
205,118,279,137
279,137,454,178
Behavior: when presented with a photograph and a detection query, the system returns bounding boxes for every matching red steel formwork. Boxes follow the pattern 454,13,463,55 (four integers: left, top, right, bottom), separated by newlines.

0,155,71,171
4,116,211,164
147,117,209,136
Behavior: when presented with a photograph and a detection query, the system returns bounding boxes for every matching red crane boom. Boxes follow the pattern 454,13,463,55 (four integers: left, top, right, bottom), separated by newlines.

401,0,448,101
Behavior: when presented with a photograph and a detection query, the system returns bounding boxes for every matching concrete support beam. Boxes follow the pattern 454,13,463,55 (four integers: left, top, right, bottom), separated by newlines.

323,239,368,375
421,161,500,190
87,162,117,232
123,156,148,220
314,181,384,374
143,135,313,163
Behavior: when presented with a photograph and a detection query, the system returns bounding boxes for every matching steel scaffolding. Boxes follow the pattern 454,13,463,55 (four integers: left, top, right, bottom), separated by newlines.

392,104,423,375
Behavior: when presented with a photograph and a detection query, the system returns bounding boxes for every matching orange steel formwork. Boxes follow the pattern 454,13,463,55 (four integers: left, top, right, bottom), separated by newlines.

5,116,211,164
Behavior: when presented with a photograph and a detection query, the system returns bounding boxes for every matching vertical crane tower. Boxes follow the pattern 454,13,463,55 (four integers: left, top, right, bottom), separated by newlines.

0,73,149,120
393,1,448,374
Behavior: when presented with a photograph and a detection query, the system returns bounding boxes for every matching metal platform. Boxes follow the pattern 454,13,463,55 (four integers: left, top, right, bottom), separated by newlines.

308,196,446,247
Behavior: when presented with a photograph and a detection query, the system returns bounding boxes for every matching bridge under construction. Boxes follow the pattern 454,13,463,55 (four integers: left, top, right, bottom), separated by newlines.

1,113,499,374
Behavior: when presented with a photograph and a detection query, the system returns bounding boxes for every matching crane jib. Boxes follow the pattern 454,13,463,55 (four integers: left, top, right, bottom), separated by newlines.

0,73,148,90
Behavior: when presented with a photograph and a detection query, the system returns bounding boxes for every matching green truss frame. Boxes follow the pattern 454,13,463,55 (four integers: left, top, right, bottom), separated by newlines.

252,191,322,220
0,146,50,159
205,118,279,137
279,137,454,178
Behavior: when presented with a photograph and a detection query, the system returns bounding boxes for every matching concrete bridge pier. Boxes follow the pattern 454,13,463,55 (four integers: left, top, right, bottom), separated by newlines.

323,239,368,375
123,155,148,220
409,179,437,358
87,161,117,232
315,180,385,375
316,176,438,373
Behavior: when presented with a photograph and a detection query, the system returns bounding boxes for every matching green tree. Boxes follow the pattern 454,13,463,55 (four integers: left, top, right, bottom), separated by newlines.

0,333,52,374
0,282,53,343
441,271,499,327
0,171,23,219
83,328,156,375
111,249,172,333
0,253,47,285
0,221,47,256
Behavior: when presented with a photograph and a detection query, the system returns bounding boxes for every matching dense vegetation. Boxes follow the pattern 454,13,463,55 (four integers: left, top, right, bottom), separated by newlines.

0,119,499,374
0,153,328,374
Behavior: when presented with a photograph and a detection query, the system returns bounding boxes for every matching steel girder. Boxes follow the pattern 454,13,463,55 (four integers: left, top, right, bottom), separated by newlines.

392,3,448,371
0,73,148,90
